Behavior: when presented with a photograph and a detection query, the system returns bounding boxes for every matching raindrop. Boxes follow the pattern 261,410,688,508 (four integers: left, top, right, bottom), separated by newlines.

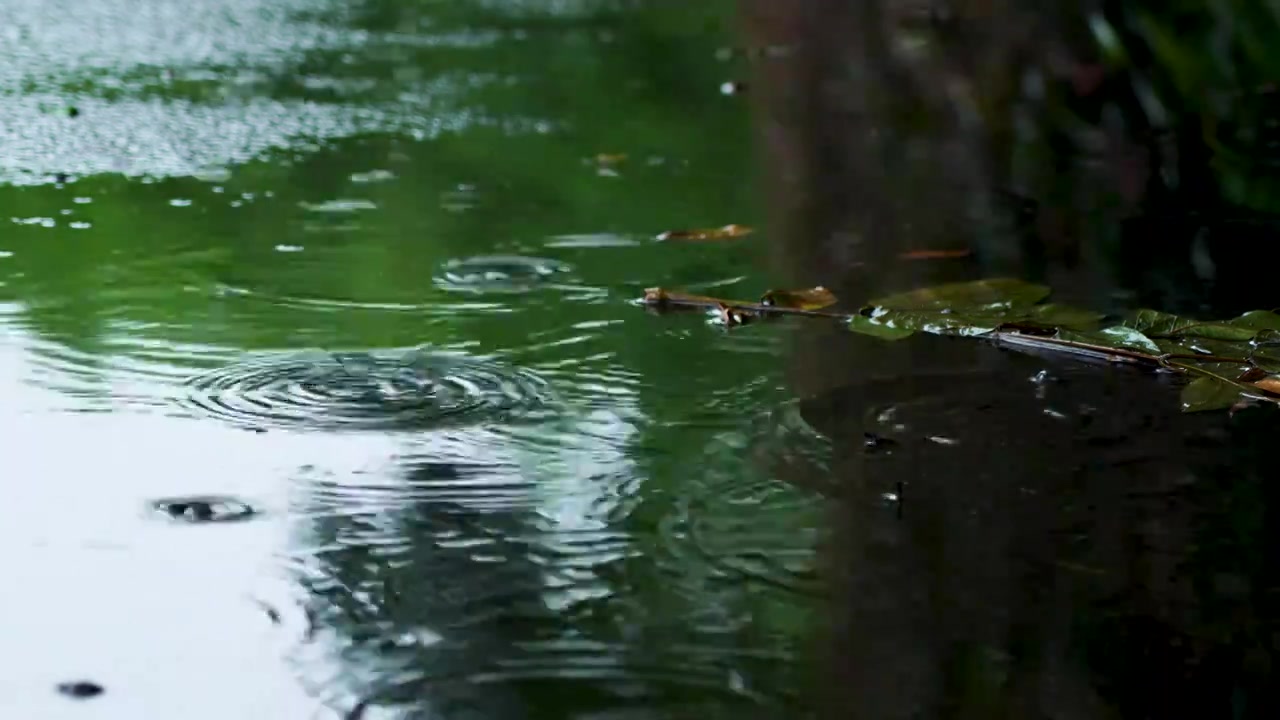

434,255,572,294
150,495,258,523
56,681,103,699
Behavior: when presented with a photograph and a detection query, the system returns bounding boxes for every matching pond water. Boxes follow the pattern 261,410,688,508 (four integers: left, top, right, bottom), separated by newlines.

3,1,1279,719
0,1,810,718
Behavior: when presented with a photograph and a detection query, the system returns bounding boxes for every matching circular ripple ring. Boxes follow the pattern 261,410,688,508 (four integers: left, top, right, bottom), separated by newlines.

180,349,555,432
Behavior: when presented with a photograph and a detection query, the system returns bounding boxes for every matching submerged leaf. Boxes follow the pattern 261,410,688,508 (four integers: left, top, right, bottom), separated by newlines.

655,224,753,242
761,286,837,310
1181,376,1246,413
848,314,916,340
870,278,1050,312
1124,309,1257,341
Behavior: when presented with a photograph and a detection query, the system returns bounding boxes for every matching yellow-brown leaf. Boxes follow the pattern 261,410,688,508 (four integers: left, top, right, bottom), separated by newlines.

760,286,837,310
1251,376,1280,394
655,224,753,242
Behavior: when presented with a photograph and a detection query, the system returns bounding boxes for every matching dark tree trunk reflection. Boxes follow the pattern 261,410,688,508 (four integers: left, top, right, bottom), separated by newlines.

739,1,1280,718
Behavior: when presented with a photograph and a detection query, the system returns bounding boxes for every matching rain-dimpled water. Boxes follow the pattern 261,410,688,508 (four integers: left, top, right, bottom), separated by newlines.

7,1,1280,718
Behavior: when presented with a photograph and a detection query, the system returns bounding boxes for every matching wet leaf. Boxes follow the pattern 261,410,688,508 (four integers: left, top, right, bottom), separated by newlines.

1057,327,1162,355
715,302,755,327
848,314,916,340
864,308,1005,337
1023,304,1104,331
1181,376,1246,413
1229,309,1280,332
1123,309,1258,341
870,278,1050,311
898,248,973,260
1253,376,1280,394
761,286,836,310
655,224,753,242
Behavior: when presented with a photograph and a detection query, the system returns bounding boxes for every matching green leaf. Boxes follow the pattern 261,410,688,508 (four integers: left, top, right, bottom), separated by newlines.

870,278,1050,311
866,308,1004,337
848,314,916,340
1057,327,1161,355
1180,376,1245,413
1024,304,1104,331
1123,308,1257,341
1229,309,1280,332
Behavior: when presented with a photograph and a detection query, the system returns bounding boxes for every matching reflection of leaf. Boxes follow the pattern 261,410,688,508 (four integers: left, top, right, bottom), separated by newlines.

655,224,753,242
1181,376,1245,413
761,286,836,310
1124,308,1257,341
848,314,915,340
870,278,1050,311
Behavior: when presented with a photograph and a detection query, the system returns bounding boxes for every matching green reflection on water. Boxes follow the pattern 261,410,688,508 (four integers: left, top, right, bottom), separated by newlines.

0,0,822,716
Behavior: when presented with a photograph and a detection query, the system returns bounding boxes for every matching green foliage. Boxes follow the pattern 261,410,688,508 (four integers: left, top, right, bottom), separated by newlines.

846,278,1280,413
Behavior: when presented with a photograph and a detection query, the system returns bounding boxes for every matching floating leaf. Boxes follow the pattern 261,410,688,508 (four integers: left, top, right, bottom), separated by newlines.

869,278,1050,312
1237,366,1269,383
1253,376,1280,394
848,314,916,340
863,308,1004,337
761,286,837,310
655,224,753,242
1057,327,1162,355
1123,309,1257,341
711,302,758,327
641,287,737,309
1023,304,1105,331
898,248,973,260
1181,376,1247,413
1229,309,1280,332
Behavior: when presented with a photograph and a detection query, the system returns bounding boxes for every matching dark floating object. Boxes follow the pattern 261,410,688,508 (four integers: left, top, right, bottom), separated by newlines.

67,106,80,118
863,432,898,453
57,681,103,699
150,495,258,524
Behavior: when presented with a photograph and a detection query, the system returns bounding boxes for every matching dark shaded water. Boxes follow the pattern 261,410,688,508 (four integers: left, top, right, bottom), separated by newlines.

2,1,1280,718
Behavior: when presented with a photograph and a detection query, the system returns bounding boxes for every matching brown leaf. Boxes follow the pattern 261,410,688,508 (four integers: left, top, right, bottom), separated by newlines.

760,286,837,310
1251,376,1280,395
594,153,627,165
1237,366,1269,383
899,248,973,260
716,302,756,327
655,224,753,242
641,287,742,309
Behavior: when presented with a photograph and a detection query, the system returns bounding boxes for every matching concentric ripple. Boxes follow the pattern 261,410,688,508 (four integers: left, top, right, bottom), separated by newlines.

661,401,831,596
180,347,556,432
433,255,572,294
